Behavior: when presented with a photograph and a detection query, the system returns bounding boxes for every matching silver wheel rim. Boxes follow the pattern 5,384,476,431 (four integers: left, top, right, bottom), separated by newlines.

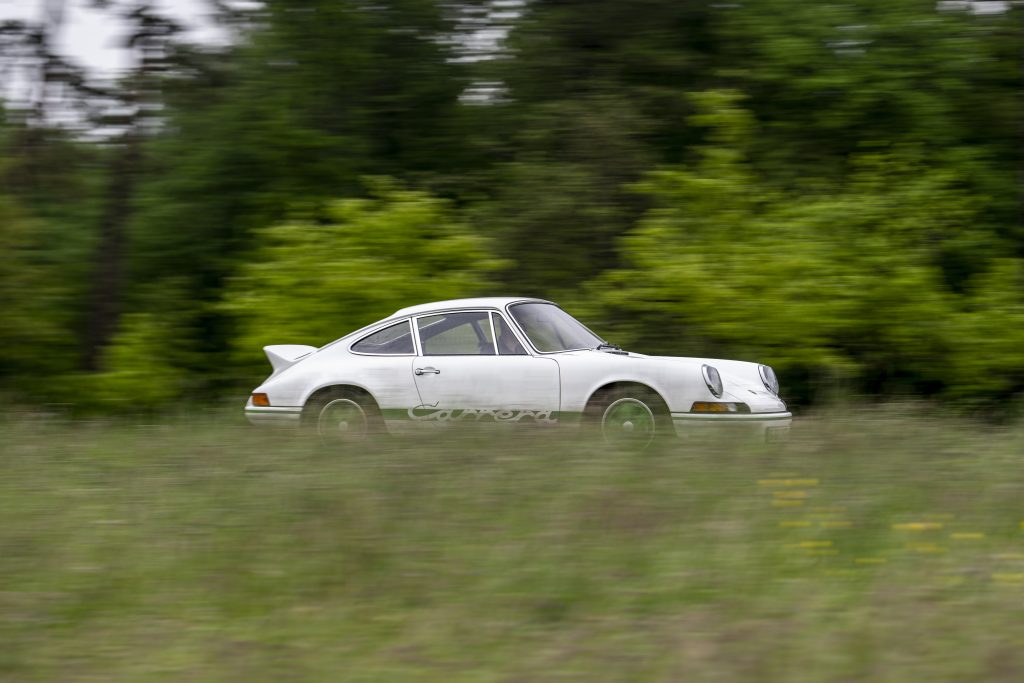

317,398,369,443
601,397,656,448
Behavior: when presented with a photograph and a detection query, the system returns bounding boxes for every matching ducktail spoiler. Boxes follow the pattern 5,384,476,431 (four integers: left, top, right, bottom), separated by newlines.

263,344,317,373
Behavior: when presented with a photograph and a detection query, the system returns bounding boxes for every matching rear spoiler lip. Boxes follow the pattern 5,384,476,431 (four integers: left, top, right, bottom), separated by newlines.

263,344,318,374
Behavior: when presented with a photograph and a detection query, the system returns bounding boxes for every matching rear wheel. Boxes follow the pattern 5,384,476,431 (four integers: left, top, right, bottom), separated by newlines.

303,388,382,447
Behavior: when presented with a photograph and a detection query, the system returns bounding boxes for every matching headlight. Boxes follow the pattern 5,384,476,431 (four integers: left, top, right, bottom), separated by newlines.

702,364,724,398
759,364,780,395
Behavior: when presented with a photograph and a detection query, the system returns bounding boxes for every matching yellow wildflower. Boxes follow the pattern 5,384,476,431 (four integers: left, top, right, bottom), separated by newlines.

892,522,943,531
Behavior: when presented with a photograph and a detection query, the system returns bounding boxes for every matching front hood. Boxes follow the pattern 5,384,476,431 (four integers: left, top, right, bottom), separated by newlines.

641,353,786,412
554,349,786,413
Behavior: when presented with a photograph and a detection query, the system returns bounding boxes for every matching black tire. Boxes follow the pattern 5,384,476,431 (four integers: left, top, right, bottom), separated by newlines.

584,386,670,451
302,387,384,447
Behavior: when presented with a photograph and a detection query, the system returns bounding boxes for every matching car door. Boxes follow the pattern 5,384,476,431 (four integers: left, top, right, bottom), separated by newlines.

411,310,560,424
346,318,423,433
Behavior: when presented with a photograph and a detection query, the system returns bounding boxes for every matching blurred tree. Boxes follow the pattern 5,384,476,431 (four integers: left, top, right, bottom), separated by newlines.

469,1,1023,294
0,191,79,388
79,3,187,370
122,0,477,391
468,0,721,293
220,181,504,374
79,311,193,410
715,0,1023,267
1,0,1021,411
589,92,1004,404
0,4,104,386
948,259,1024,409
0,1,195,371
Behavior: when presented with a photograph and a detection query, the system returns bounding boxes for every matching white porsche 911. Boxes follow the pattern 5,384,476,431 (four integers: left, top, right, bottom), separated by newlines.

245,297,791,447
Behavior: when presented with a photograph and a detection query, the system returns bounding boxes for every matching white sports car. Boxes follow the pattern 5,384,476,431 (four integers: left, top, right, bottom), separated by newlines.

245,297,791,447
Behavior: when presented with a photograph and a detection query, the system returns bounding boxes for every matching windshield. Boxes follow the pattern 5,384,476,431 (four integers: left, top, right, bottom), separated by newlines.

509,303,604,352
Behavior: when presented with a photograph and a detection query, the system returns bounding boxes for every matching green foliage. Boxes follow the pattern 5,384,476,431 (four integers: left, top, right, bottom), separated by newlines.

119,0,478,393
129,0,472,289
77,312,191,410
472,0,720,291
1,0,1023,410
714,0,1023,242
948,260,1024,405
0,195,80,385
590,91,1020,405
222,181,505,367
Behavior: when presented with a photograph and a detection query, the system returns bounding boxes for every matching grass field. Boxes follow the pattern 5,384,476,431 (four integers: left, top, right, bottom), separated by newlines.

2,408,1023,682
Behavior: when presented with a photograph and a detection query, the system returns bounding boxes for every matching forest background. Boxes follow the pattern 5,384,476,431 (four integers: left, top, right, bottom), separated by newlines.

2,0,1022,414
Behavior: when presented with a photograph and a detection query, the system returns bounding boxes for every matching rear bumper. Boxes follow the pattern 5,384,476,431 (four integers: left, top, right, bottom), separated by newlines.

671,411,792,441
244,405,303,427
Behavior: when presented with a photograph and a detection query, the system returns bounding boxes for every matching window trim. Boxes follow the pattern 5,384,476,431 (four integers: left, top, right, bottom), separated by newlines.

413,309,503,357
486,312,499,356
345,303,599,359
491,311,531,356
406,306,539,358
505,302,605,355
349,318,419,357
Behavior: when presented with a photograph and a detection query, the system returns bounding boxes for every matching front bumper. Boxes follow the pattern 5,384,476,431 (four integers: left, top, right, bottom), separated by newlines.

245,405,303,427
671,411,792,441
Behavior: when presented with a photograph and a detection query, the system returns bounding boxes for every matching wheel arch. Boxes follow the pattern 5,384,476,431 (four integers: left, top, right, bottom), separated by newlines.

301,381,378,409
583,381,671,417
301,383,382,424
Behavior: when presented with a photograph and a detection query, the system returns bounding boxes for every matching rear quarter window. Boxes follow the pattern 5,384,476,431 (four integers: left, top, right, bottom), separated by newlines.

351,320,415,355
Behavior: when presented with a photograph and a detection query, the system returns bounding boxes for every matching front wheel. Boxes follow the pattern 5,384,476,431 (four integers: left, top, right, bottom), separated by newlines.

586,388,668,450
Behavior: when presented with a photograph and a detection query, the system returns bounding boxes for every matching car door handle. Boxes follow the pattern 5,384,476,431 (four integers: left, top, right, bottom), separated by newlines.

414,367,441,376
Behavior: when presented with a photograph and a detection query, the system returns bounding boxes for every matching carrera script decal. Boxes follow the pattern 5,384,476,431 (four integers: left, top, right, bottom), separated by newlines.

407,405,558,424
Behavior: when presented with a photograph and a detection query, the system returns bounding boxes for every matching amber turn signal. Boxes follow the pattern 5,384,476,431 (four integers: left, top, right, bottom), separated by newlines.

690,401,750,413
691,401,729,413
252,393,271,407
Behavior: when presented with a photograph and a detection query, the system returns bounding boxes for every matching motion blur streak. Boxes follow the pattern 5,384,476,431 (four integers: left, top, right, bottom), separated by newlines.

1,2,1023,675
2,410,1024,679
0,1,1022,413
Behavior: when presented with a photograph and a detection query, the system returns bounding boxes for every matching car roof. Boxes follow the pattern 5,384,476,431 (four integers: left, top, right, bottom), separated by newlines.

388,297,552,319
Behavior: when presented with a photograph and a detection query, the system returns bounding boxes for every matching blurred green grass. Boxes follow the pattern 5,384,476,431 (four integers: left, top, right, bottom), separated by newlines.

2,409,1023,682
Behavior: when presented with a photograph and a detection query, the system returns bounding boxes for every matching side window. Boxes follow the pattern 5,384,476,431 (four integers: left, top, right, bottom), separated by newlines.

351,320,414,355
492,313,529,355
417,311,495,355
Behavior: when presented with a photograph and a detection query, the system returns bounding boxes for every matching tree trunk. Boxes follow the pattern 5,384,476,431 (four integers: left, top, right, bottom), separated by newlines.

82,139,140,371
